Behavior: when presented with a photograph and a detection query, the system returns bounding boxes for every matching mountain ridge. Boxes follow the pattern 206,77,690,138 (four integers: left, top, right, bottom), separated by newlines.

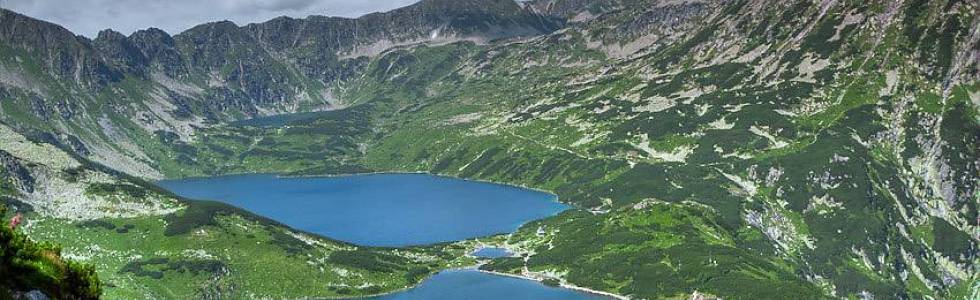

0,1,565,176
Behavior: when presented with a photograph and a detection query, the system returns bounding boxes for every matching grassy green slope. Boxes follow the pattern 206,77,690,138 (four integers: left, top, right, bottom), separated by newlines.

1,206,101,299
0,122,473,299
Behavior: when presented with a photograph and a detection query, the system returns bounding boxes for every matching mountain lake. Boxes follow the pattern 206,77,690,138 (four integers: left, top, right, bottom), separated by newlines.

158,173,607,299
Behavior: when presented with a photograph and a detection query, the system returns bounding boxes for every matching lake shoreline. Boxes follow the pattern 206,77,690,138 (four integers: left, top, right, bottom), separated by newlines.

159,172,568,248
165,170,564,206
332,266,630,300
158,172,613,299
279,171,563,203
474,269,629,300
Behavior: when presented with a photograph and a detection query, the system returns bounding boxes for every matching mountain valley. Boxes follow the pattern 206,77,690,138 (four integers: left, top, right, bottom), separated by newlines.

0,0,978,299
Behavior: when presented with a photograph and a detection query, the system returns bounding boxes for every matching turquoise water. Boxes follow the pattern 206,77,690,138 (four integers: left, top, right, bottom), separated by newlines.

364,269,605,300
472,247,512,258
157,173,569,247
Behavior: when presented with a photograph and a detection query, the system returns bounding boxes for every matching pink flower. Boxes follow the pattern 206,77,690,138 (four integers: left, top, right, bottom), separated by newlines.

9,213,22,229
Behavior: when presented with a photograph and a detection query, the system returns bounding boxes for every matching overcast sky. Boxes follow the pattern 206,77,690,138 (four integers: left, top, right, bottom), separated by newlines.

1,0,419,38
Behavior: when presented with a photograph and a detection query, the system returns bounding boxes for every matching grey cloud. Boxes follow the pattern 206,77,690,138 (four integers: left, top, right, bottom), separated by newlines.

238,0,320,12
1,0,419,37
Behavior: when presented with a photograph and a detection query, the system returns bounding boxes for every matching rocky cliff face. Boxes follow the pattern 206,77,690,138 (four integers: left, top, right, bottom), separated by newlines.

251,0,561,56
127,28,187,77
524,0,719,58
0,0,565,176
0,9,119,87
0,150,34,193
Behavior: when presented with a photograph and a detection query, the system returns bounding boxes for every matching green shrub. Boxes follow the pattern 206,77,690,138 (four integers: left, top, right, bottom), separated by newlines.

0,205,102,299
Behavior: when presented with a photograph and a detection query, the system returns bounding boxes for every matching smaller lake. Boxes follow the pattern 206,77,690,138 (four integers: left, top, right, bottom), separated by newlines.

472,247,512,258
230,111,332,127
363,269,606,300
158,174,568,247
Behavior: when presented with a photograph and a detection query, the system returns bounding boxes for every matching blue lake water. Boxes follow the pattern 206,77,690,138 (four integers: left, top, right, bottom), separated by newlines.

472,247,512,258
157,173,569,247
363,269,605,300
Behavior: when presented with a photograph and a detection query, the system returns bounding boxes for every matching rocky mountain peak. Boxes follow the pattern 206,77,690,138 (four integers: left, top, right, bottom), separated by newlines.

93,29,147,74
0,8,120,86
127,28,185,77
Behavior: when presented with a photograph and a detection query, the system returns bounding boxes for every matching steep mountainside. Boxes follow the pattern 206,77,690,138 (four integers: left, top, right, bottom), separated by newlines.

0,0,977,299
526,0,716,58
0,0,560,178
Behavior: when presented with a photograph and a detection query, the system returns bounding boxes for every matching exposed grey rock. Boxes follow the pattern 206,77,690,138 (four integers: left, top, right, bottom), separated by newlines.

0,150,34,193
